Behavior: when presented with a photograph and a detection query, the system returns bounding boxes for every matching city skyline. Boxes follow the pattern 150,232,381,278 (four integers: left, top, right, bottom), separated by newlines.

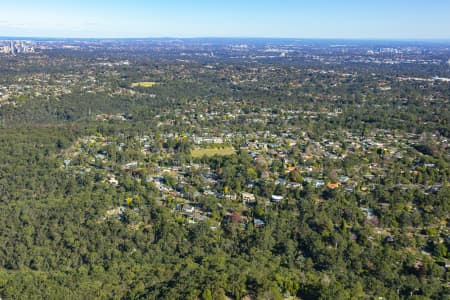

1,0,450,39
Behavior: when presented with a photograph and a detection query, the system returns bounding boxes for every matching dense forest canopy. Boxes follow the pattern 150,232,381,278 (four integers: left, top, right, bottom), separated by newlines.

0,39,448,299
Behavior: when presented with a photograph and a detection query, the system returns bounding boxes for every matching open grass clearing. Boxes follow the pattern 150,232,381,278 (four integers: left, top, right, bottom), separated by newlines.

191,146,235,158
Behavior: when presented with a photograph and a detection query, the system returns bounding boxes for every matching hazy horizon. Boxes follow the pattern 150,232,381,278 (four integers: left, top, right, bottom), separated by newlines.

1,36,450,44
1,0,450,40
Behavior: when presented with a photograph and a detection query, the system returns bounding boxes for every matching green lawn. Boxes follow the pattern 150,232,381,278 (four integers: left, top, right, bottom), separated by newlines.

191,146,235,158
131,81,158,88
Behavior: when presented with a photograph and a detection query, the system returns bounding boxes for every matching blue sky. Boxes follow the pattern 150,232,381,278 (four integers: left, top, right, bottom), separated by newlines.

0,0,449,39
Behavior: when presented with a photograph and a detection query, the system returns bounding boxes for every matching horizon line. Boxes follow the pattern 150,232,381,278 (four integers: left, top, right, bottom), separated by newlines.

1,35,450,43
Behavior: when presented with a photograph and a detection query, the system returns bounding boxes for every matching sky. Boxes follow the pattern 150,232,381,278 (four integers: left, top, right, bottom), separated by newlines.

0,0,449,39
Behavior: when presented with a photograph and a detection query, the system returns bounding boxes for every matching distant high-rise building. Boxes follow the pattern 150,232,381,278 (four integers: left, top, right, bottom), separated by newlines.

10,41,15,55
0,41,36,55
